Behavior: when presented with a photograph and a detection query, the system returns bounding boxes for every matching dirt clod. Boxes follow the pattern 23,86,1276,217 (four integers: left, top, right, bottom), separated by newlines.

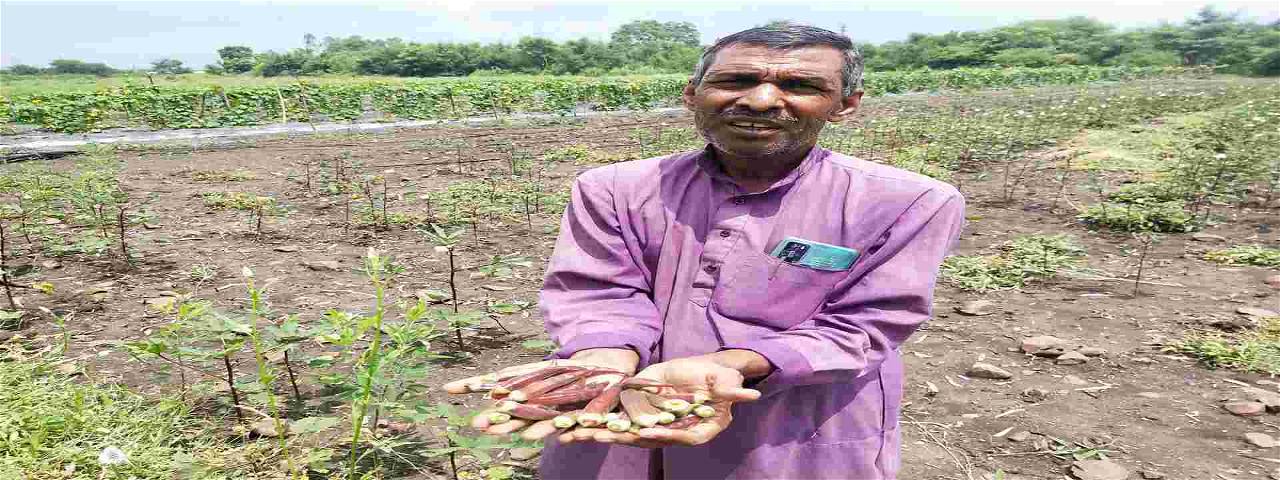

1245,432,1277,448
1070,459,1128,480
955,300,998,316
1224,401,1267,417
1022,335,1067,357
967,362,1013,379
1055,351,1089,365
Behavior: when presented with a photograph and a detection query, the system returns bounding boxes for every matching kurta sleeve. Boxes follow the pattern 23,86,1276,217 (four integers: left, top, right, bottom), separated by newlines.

539,167,663,367
723,187,965,397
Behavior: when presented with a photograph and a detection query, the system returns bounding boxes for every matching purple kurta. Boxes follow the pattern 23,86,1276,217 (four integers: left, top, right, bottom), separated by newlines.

537,146,965,479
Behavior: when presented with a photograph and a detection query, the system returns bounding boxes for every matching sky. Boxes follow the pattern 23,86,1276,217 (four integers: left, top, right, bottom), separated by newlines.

2,0,1278,69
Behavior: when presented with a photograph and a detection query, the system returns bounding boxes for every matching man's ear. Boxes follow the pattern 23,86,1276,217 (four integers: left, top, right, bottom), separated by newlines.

682,81,698,111
827,91,863,123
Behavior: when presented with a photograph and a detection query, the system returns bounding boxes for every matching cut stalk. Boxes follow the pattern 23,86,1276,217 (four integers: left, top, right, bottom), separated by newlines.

620,390,663,427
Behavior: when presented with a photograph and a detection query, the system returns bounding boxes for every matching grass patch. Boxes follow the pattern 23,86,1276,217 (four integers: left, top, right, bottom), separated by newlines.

0,354,251,478
1173,316,1280,375
1077,200,1196,233
1073,110,1215,172
1205,245,1280,267
201,191,275,211
941,234,1086,292
191,169,257,183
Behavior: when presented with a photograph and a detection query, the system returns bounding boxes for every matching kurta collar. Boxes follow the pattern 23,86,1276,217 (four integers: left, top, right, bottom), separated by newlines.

695,145,829,196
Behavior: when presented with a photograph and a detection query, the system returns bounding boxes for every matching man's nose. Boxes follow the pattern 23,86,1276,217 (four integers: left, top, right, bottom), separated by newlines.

737,83,784,112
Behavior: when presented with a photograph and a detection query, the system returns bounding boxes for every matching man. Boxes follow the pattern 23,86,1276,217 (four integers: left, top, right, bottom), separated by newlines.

446,24,964,479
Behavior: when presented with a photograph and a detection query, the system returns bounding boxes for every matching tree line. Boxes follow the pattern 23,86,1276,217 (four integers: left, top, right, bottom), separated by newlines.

5,8,1278,78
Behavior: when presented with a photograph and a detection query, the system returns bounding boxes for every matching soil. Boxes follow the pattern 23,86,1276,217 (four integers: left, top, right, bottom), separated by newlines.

2,106,1278,479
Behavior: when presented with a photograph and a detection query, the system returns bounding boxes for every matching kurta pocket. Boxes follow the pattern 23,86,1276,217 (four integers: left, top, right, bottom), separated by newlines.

710,249,846,330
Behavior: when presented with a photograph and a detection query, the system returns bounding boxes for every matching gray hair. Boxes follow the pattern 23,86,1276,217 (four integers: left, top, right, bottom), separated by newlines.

690,23,864,96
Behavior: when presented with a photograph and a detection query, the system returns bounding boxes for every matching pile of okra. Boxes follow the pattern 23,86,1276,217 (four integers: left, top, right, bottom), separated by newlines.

462,365,717,433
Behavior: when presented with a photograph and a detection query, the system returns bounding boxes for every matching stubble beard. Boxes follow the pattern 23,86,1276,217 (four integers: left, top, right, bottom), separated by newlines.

693,107,826,169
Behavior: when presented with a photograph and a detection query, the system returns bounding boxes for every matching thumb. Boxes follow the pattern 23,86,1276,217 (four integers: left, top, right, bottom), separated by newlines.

706,369,761,403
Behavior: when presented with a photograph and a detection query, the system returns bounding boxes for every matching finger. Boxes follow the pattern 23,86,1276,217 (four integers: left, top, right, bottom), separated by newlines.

485,418,530,435
520,419,560,441
561,426,607,444
590,430,670,448
471,409,497,429
705,370,761,402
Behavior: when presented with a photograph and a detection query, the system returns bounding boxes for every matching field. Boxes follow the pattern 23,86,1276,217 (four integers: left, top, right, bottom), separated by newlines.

1,74,1279,479
1,65,1201,134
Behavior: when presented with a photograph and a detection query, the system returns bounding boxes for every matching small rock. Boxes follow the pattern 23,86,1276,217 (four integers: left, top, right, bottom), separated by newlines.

274,245,301,253
1007,430,1032,442
1136,391,1163,399
508,447,541,461
1225,401,1267,417
43,217,63,225
40,260,61,270
142,223,161,230
1131,357,1155,365
1191,232,1227,242
1245,432,1277,448
955,300,997,316
1063,375,1088,386
966,362,1013,380
302,261,342,271
1141,470,1166,480
1070,459,1128,480
1265,274,1280,290
1021,335,1067,357
1021,388,1049,403
1078,347,1107,357
1239,306,1280,318
1056,351,1089,366
251,418,284,438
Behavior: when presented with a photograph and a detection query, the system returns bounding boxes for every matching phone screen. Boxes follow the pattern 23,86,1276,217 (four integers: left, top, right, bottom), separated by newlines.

778,241,809,263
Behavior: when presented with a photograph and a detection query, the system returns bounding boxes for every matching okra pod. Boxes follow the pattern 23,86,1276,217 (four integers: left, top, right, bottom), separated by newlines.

692,404,717,418
525,383,607,406
497,400,561,420
656,411,676,425
620,389,664,427
641,392,693,415
552,410,581,429
508,369,594,402
577,384,623,428
492,366,581,396
486,412,512,424
606,412,632,432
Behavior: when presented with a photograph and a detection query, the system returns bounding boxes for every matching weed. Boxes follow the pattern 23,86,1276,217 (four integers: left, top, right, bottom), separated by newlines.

1078,201,1196,233
1205,245,1280,267
191,169,257,183
1173,316,1280,374
941,234,1086,292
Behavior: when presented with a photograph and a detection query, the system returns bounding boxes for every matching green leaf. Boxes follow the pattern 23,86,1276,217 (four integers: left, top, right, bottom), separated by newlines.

292,416,340,434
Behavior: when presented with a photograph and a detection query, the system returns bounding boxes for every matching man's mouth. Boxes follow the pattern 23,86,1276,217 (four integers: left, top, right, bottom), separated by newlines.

723,119,784,133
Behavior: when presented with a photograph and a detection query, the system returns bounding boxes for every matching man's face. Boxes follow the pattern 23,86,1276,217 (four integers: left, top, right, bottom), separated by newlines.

684,43,862,161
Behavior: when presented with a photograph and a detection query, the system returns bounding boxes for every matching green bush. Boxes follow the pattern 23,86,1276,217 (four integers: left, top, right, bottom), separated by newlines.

941,234,1086,292
1078,201,1196,233
1205,245,1280,267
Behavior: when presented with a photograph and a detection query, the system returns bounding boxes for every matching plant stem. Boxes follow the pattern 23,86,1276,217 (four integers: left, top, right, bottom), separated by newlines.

283,350,302,403
245,273,294,476
116,206,129,262
0,219,15,310
222,354,245,424
348,252,388,480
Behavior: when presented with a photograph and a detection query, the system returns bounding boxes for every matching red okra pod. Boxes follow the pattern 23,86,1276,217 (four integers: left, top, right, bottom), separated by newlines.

577,384,623,427
508,369,595,402
491,366,581,396
525,383,608,406
620,389,665,427
606,412,632,432
497,401,561,420
620,377,674,390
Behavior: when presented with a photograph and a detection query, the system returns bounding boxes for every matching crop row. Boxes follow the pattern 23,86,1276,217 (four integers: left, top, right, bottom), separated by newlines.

1,66,1200,133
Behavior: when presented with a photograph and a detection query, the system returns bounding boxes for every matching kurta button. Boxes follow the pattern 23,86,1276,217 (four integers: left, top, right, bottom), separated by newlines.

732,198,745,205
719,230,731,238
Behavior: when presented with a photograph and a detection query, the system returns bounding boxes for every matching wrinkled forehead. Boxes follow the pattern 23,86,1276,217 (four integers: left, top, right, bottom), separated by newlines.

703,43,845,78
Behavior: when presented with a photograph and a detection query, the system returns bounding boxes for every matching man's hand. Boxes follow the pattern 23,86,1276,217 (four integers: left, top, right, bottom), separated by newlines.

558,353,764,448
441,348,639,440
